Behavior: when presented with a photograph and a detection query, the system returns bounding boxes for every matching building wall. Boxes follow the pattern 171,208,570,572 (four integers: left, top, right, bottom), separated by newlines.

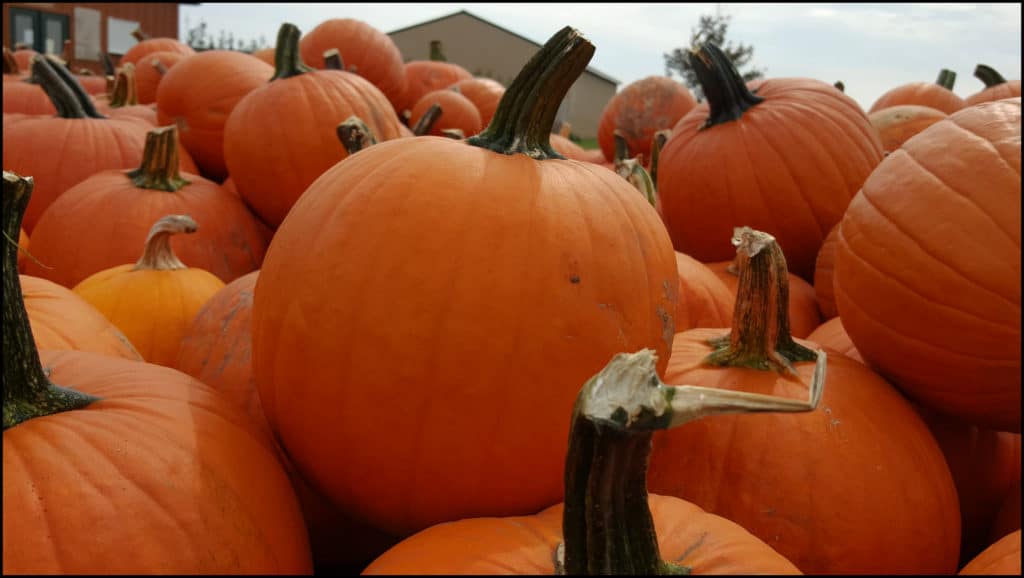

4,2,179,75
389,12,616,139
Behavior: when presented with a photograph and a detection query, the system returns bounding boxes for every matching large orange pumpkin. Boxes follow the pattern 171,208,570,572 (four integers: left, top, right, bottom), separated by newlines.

23,125,267,287
598,75,696,165
224,23,406,229
156,50,273,181
965,65,1022,106
73,214,225,366
134,50,189,105
119,35,195,67
869,104,947,154
647,227,961,574
959,530,1021,575
298,18,407,114
813,222,841,319
408,88,483,138
3,56,149,233
869,68,967,115
397,40,472,118
252,27,678,538
834,98,1021,433
805,316,864,364
656,43,884,282
2,170,312,574
450,77,505,127
673,251,734,331
365,348,813,574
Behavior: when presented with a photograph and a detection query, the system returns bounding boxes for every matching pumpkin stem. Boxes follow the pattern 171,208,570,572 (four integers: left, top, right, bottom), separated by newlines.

613,130,630,163
151,58,169,77
271,22,314,81
126,125,191,192
649,129,670,189
556,347,825,575
323,48,343,70
2,46,19,75
834,80,845,92
689,42,764,130
47,54,106,118
614,158,657,208
440,128,465,140
935,68,957,91
2,172,101,430
412,103,442,136
429,40,447,62
31,55,85,119
337,116,378,154
466,27,593,160
108,62,139,107
133,214,198,272
704,227,818,375
973,64,1007,88
131,27,151,42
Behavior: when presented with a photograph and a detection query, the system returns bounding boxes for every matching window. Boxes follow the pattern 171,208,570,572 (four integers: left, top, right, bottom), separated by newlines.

107,17,140,56
8,7,69,56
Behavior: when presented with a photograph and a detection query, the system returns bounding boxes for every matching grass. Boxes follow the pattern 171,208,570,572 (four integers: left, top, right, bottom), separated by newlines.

574,137,599,150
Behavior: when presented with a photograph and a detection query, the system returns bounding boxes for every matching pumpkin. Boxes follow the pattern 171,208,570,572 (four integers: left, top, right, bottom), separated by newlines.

958,530,1021,575
365,347,818,574
298,18,407,114
3,56,150,234
11,47,38,71
598,75,696,166
397,40,473,118
656,43,884,282
252,27,678,538
673,251,734,331
450,77,505,127
2,170,312,574
93,62,158,125
548,132,590,160
966,65,1022,106
156,50,273,181
21,274,141,360
990,482,1021,544
869,68,967,115
813,222,841,319
73,214,225,366
224,23,406,229
119,34,195,67
869,104,947,153
251,47,275,66
2,51,55,115
134,50,189,105
647,227,961,574
834,98,1021,433
408,88,483,138
23,125,266,287
805,316,864,364
706,259,821,339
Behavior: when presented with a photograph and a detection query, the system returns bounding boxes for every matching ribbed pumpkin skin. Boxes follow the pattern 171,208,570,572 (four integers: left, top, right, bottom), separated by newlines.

253,137,678,537
706,260,821,338
3,117,149,234
22,170,267,287
120,38,195,66
399,60,472,116
869,81,967,115
869,104,947,153
135,50,189,104
74,265,225,367
224,68,406,229
673,252,733,331
2,349,312,574
958,530,1021,575
657,78,884,282
598,76,696,164
409,89,483,137
648,329,961,574
22,274,142,361
156,51,273,181
363,495,801,575
450,77,505,127
298,18,407,113
966,80,1021,107
2,80,57,115
834,98,1021,433
806,316,864,363
813,223,840,319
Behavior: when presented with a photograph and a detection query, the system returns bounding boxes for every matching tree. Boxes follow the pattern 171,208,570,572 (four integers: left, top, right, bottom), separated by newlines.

184,19,268,54
663,8,766,101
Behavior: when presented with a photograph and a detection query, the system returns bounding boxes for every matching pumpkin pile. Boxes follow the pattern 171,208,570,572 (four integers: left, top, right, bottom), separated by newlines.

3,13,1020,577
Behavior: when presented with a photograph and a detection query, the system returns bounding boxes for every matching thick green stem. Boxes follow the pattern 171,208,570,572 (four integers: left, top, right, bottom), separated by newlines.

133,214,198,271
557,347,825,575
32,55,84,119
271,22,313,81
974,64,1007,88
834,80,845,93
46,55,106,118
936,68,957,91
466,27,593,159
690,42,764,130
126,126,190,192
704,227,818,375
3,172,100,430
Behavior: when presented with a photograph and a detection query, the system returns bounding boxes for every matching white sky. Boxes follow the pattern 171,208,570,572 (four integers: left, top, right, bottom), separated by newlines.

179,3,1022,111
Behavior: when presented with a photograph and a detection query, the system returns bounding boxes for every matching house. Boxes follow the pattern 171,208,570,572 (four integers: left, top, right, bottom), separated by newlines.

3,2,191,75
388,10,618,140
